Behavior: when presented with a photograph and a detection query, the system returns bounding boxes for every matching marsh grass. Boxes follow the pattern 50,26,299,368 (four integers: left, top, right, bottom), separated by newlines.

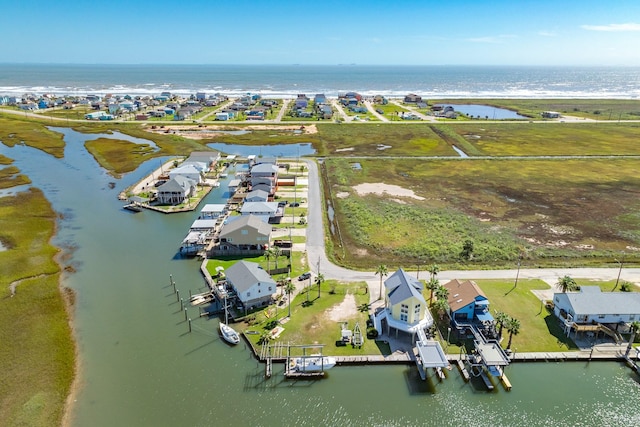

325,157,640,269
0,188,73,427
84,137,156,177
0,115,65,158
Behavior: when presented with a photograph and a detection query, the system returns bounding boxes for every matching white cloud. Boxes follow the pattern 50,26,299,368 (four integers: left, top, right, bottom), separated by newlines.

467,34,516,43
538,31,556,37
581,23,640,32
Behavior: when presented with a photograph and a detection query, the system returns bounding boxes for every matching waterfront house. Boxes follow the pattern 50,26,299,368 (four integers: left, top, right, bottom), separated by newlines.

372,268,433,342
225,260,277,310
542,111,561,119
186,151,221,171
217,214,271,251
553,286,640,331
245,189,269,203
156,175,196,205
240,201,281,223
169,164,203,184
199,203,226,219
443,279,493,325
250,163,279,195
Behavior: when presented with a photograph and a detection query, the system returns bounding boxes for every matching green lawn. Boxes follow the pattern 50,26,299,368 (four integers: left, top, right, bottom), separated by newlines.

242,280,381,356
474,279,577,352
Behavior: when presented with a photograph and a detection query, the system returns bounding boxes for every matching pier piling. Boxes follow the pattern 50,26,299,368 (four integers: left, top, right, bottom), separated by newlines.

176,290,180,302
188,318,192,333
184,308,188,321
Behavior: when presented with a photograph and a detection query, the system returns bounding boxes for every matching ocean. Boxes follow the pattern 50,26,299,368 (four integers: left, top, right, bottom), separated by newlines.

1,64,640,99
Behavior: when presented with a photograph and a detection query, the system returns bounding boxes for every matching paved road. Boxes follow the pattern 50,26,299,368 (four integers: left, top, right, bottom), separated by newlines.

303,159,640,292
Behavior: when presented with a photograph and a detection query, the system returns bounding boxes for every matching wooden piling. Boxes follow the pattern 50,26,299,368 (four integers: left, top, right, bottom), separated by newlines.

188,318,192,333
184,308,188,321
176,289,180,302
180,298,184,311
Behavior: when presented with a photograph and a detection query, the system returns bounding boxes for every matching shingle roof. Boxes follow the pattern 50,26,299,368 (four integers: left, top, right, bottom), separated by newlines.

226,260,276,293
220,214,271,238
384,268,423,292
443,279,487,313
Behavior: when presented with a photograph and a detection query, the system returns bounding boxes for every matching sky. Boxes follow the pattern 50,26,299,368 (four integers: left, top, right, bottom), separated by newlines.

3,0,640,66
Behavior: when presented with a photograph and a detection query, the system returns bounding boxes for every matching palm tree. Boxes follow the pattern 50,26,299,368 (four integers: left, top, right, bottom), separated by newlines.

506,317,521,350
435,285,449,302
375,264,388,301
626,321,640,357
284,281,296,318
557,275,577,293
432,297,449,321
426,278,440,305
264,247,275,273
315,273,325,299
495,310,509,338
272,246,282,270
428,264,440,281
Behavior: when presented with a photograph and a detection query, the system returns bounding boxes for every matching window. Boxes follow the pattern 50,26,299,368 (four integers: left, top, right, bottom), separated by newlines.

414,304,421,316
247,292,250,297
401,304,408,313
400,314,408,322
241,230,248,235
268,287,272,292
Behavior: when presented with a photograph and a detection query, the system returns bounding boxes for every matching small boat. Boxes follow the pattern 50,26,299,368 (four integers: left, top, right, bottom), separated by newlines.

219,322,240,345
291,355,336,372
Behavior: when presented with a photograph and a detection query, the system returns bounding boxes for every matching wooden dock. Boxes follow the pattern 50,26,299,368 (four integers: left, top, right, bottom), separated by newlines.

500,373,512,391
457,360,470,382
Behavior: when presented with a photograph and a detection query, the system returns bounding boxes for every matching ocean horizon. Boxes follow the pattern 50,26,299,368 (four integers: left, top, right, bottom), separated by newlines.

1,64,639,99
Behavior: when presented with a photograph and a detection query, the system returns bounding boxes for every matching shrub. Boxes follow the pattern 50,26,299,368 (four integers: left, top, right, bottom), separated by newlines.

366,327,379,338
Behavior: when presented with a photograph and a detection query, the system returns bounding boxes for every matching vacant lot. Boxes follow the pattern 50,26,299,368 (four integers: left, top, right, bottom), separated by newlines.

324,157,640,269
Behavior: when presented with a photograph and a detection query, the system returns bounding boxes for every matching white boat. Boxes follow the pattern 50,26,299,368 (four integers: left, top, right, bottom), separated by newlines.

291,355,336,372
219,322,240,345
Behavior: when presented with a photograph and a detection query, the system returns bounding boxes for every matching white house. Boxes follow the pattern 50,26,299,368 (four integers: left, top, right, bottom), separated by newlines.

554,286,640,325
225,260,277,309
240,201,280,223
245,189,269,203
373,268,433,341
169,164,203,184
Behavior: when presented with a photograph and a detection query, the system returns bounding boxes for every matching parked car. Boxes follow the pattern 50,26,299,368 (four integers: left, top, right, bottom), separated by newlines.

290,202,300,207
298,272,311,281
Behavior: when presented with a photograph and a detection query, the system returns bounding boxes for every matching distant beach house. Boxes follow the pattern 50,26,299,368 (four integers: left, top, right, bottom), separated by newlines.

250,163,279,195
373,268,433,342
199,203,226,219
542,111,561,119
404,94,422,104
156,175,197,205
225,260,277,310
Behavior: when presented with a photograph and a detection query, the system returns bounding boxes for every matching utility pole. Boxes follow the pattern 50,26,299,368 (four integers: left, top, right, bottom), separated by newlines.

613,257,624,291
514,256,521,288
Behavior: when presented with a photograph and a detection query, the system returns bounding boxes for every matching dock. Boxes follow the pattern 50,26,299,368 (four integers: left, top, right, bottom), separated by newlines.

457,359,470,382
500,373,512,391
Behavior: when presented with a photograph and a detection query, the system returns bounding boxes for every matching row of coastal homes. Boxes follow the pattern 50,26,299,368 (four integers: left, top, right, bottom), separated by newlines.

156,151,221,205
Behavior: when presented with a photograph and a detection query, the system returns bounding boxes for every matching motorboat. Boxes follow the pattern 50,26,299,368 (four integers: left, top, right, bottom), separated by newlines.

291,355,336,372
219,322,240,345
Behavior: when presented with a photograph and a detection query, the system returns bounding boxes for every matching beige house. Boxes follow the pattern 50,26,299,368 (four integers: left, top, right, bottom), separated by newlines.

218,214,271,251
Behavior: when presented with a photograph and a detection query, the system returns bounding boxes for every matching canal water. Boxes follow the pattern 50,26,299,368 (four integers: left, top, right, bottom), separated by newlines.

1,130,639,427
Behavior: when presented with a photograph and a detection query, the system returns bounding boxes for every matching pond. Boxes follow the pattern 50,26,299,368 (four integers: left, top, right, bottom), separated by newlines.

437,104,528,119
207,142,315,158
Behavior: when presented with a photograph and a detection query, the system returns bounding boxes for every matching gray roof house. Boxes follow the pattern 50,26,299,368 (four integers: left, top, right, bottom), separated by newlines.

156,176,196,205
226,260,277,308
554,286,640,325
373,268,432,340
218,214,271,249
245,189,269,203
240,201,280,223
